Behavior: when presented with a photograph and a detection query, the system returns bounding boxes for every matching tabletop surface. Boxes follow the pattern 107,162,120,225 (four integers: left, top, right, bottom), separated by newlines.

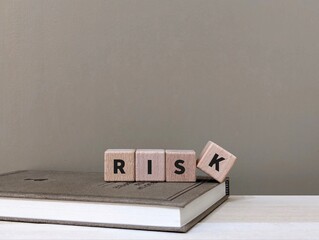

0,195,318,240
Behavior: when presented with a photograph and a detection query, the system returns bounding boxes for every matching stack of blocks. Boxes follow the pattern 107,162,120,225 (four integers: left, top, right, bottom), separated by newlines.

104,141,237,183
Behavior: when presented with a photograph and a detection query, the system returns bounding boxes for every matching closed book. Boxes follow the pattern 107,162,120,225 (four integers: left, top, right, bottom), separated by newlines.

0,170,229,232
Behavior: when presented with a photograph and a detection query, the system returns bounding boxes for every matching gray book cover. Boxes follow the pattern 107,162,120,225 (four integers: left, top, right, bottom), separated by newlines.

0,170,229,232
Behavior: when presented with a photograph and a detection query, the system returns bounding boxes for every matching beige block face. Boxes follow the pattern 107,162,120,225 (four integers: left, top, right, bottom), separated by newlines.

197,141,237,182
104,149,135,181
135,149,165,181
165,150,196,182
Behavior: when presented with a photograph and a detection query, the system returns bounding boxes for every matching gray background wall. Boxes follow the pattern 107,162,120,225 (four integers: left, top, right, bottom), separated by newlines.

1,0,318,194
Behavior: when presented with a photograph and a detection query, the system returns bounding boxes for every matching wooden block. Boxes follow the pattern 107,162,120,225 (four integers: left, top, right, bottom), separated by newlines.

197,141,237,183
135,149,165,181
104,149,135,181
165,150,196,182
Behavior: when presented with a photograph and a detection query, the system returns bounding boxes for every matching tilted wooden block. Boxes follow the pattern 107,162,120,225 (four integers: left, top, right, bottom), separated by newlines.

135,149,165,181
165,150,196,182
104,149,135,181
197,141,237,183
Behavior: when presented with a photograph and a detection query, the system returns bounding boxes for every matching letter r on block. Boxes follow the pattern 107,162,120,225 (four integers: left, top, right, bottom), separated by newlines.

104,149,135,181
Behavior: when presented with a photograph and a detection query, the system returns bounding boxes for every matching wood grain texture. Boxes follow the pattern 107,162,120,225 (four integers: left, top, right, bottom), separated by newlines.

165,150,196,182
135,149,165,182
104,149,135,181
197,141,236,183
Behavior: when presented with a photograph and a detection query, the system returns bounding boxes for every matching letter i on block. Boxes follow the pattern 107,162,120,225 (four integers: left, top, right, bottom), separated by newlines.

135,149,165,181
165,150,196,182
104,149,135,181
197,141,237,183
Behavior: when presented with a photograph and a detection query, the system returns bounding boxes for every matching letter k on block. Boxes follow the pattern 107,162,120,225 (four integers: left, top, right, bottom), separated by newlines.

197,141,237,183
209,154,226,171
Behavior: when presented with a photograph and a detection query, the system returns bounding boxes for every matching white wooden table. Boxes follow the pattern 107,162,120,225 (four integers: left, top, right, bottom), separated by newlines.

0,196,318,240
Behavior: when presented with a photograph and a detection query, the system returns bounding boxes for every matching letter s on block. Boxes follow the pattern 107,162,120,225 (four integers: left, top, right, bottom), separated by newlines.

174,159,185,174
